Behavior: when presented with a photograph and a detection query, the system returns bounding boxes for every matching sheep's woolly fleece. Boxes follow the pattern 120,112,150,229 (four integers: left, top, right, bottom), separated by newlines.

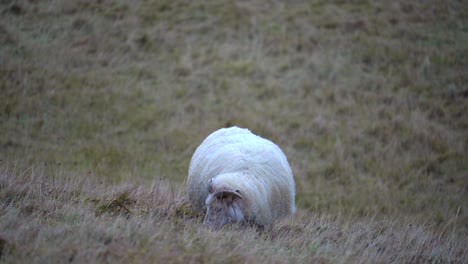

187,126,296,227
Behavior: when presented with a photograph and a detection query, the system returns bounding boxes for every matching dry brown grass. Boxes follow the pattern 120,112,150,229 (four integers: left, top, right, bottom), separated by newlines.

0,0,467,262
0,166,468,263
1,166,466,263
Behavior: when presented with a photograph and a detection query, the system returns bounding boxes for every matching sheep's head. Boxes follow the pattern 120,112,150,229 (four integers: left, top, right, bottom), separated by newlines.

203,179,245,229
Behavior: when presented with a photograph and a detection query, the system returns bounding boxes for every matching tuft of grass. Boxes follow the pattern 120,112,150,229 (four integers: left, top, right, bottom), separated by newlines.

94,190,136,217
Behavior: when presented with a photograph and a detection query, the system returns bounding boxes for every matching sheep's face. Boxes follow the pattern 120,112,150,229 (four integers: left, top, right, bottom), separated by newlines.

203,181,244,229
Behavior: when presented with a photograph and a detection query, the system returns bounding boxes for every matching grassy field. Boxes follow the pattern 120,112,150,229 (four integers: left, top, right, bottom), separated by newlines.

1,0,467,263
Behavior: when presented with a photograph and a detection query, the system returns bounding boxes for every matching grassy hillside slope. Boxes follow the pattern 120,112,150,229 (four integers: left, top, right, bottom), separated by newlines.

1,0,467,263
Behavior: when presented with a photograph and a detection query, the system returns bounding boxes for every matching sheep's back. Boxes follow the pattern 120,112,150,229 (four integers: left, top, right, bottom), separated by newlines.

187,126,295,215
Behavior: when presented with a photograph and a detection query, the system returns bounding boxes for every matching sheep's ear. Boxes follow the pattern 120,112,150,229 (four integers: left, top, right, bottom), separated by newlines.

208,178,214,193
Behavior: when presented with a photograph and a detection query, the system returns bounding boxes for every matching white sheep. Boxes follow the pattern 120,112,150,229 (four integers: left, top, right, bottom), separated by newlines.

187,126,296,229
